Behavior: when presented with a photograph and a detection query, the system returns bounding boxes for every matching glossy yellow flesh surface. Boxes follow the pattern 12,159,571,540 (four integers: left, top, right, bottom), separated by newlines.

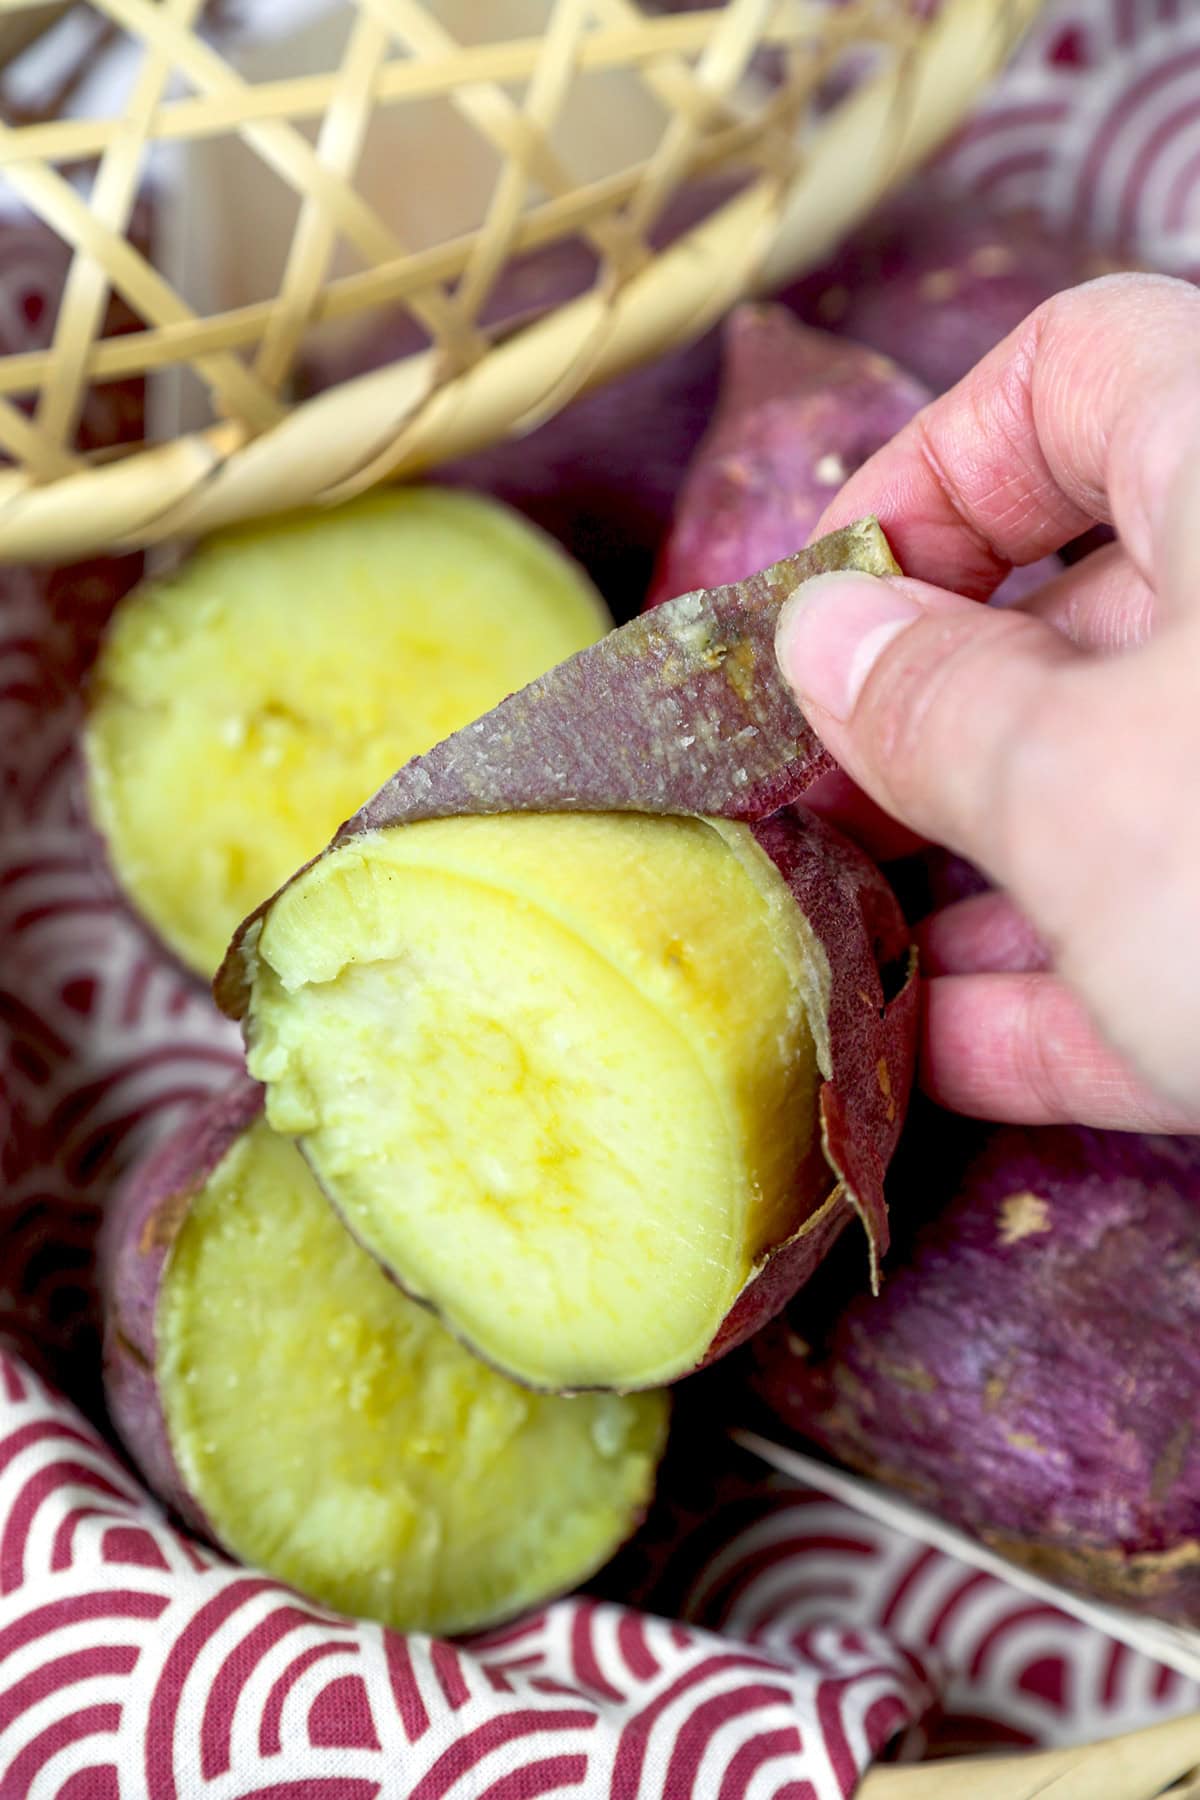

247,811,823,1390
86,489,608,975
158,1118,667,1636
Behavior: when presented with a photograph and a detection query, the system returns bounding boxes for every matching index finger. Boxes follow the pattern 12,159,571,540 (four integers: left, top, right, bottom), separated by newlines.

816,273,1200,601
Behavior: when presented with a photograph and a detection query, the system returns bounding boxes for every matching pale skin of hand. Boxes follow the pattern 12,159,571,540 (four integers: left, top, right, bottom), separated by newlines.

773,273,1200,1132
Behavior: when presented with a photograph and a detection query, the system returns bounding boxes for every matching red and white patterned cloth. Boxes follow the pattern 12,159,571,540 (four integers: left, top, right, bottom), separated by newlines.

2,1,1200,1793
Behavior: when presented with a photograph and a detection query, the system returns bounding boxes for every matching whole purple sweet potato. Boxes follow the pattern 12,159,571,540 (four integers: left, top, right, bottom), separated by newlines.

647,307,931,607
645,303,1057,614
784,192,1134,394
102,1084,668,1637
751,1123,1200,1620
784,195,1130,579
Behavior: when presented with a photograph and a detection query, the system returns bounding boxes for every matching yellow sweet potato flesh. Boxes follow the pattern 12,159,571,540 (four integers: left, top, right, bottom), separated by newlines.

158,1117,667,1636
86,489,608,975
246,811,826,1390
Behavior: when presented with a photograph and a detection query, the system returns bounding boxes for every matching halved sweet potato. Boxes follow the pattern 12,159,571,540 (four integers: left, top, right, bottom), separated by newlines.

751,1121,1200,1621
218,523,918,1393
85,488,609,976
103,1086,668,1637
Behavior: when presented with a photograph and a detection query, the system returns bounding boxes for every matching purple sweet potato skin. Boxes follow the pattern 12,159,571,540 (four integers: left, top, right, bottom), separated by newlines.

707,807,917,1357
783,194,1134,395
751,1124,1200,1619
101,1079,265,1540
215,519,899,1019
757,810,916,1279
648,308,931,606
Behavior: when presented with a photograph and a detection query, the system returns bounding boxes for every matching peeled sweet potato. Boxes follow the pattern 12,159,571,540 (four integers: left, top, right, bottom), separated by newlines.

103,1085,669,1637
216,521,917,1394
751,1122,1200,1621
647,307,931,606
84,488,609,976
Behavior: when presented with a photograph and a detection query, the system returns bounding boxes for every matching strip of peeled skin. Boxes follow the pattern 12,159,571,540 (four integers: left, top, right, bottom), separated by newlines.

105,1096,668,1637
222,524,917,1392
219,519,898,1015
86,488,609,976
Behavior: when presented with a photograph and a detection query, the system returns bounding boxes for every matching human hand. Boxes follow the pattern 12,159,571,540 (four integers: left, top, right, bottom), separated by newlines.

774,274,1200,1131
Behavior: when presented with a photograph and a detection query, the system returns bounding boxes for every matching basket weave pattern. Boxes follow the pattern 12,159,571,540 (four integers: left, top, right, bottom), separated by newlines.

0,0,1037,558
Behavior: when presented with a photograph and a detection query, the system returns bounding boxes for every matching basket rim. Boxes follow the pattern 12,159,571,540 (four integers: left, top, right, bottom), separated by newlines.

0,0,1042,560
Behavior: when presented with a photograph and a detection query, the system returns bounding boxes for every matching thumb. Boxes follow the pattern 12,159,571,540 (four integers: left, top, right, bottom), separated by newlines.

774,568,1079,878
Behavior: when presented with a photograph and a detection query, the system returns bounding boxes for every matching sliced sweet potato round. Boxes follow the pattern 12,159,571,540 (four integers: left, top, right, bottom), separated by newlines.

103,1088,668,1637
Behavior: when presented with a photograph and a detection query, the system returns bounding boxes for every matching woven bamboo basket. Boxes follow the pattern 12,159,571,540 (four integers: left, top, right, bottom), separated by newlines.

0,0,1043,561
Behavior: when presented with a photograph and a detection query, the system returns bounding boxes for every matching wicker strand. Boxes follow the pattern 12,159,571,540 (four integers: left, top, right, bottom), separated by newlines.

0,390,81,482
364,0,642,281
0,8,887,167
623,0,775,245
859,1711,1200,1800
451,0,599,334
252,8,392,391
0,140,286,434
34,0,204,451
592,0,762,142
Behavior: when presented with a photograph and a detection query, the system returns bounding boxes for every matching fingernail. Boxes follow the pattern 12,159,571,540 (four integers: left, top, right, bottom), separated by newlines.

775,570,922,722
